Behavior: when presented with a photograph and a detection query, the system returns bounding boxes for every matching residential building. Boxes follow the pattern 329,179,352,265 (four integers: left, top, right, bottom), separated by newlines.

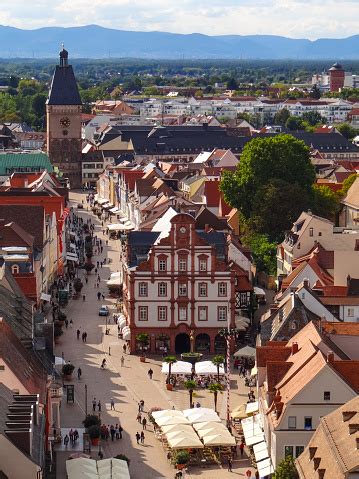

296,395,359,479
0,152,53,184
340,177,359,227
121,213,252,354
14,131,46,150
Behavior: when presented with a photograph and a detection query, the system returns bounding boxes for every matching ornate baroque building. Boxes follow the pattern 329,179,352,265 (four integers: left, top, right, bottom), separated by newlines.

46,47,82,188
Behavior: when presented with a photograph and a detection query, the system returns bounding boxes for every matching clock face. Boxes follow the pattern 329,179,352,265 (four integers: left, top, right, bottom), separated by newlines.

60,117,71,128
180,226,187,234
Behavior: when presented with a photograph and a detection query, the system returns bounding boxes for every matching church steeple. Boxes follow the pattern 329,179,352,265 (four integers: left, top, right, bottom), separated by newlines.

59,43,68,67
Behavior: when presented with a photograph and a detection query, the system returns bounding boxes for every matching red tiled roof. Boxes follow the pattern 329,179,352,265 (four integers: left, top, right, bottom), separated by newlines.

320,286,348,297
120,170,144,191
323,321,359,336
256,345,292,367
331,361,359,393
316,181,343,192
204,180,221,207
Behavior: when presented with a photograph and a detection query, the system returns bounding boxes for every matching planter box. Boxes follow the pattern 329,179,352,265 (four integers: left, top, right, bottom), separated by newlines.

140,356,146,363
166,383,173,391
90,437,100,446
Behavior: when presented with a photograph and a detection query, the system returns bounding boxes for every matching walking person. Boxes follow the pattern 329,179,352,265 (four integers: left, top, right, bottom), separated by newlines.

76,329,80,340
82,332,85,342
65,319,69,329
97,291,101,301
69,429,74,444
82,294,86,302
110,425,115,441
70,319,73,328
121,356,124,367
140,399,144,412
227,456,233,472
123,344,127,354
135,432,140,444
77,367,82,380
110,398,115,410
84,332,87,342
92,397,97,412
64,434,69,447
98,400,102,412
136,412,142,423
118,424,123,439
140,431,145,444
239,442,244,458
142,417,147,430
147,368,153,379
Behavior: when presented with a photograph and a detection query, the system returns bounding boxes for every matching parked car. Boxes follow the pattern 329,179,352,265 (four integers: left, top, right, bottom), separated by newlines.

99,305,109,316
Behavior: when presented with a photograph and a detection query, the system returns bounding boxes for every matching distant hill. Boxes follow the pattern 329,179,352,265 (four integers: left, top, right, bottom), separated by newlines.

0,25,358,59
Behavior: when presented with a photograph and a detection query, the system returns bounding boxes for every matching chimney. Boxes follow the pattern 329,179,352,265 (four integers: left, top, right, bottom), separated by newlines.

205,224,210,233
309,446,317,460
292,342,299,355
303,278,310,288
327,351,334,364
342,411,357,422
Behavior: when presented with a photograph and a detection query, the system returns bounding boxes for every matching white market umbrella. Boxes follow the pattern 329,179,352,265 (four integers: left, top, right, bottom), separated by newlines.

234,345,256,358
152,410,185,420
161,424,194,434
156,415,190,427
185,411,221,425
167,435,204,449
196,425,229,439
202,433,236,446
183,407,219,418
195,361,225,375
166,430,199,441
161,361,192,375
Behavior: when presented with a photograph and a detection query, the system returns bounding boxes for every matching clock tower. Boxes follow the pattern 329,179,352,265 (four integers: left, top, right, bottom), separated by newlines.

46,47,82,188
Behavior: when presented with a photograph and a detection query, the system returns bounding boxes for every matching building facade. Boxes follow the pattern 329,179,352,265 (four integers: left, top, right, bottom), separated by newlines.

122,213,252,354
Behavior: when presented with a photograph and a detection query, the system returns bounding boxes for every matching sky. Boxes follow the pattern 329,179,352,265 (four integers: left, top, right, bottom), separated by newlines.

1,0,358,39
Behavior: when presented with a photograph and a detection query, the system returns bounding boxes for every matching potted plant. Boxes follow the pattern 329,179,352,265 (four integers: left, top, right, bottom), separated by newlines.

136,333,149,362
83,414,101,429
84,263,95,274
62,363,75,380
88,424,101,446
184,380,197,408
57,311,67,323
208,382,223,412
164,356,177,390
114,454,130,466
73,278,83,293
175,450,190,470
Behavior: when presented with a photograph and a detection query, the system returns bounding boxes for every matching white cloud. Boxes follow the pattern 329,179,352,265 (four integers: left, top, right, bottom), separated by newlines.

0,0,358,39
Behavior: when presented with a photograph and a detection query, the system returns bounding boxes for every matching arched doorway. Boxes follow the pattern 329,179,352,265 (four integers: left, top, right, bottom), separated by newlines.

195,333,210,353
214,334,226,353
175,333,190,354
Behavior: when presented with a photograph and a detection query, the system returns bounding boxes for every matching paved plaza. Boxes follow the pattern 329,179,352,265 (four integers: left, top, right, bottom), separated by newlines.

55,191,256,478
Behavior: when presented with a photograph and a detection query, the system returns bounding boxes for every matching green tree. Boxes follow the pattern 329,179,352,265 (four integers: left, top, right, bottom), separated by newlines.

226,78,238,90
242,232,277,275
31,93,47,120
208,383,223,412
301,111,326,126
273,455,299,479
164,356,177,384
309,84,321,100
220,135,315,220
273,108,290,126
184,380,196,408
285,116,305,130
311,185,340,222
337,123,357,140
339,173,358,196
18,79,40,96
211,355,225,382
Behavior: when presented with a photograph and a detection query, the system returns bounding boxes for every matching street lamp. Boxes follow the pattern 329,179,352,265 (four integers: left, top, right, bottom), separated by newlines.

219,325,241,427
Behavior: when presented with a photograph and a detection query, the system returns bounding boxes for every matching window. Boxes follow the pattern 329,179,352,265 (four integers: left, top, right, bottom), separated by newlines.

198,282,207,297
218,282,227,297
304,417,312,430
288,416,296,429
284,446,294,458
179,306,187,321
138,282,148,297
158,306,167,321
158,282,167,297
158,258,167,271
179,283,187,296
295,446,304,457
199,258,207,271
11,264,19,274
309,227,313,237
198,306,208,321
138,306,148,321
285,446,304,458
324,391,331,401
218,306,227,321
347,308,354,317
179,258,187,272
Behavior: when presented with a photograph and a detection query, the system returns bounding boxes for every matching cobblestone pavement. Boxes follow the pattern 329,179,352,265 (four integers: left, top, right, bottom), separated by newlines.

55,191,257,479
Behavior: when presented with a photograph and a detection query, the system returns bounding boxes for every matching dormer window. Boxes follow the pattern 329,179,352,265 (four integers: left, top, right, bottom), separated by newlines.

309,227,313,237
11,264,19,274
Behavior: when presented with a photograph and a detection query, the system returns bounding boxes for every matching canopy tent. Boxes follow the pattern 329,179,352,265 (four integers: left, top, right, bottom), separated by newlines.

167,434,203,450
256,457,274,477
152,410,186,420
195,361,225,375
253,441,270,463
110,272,122,278
108,223,134,232
122,326,131,341
66,458,130,479
65,253,79,262
155,415,190,427
241,414,264,446
230,404,247,420
234,345,256,358
184,411,221,425
161,424,194,434
161,361,192,375
246,401,259,416
165,430,199,441
202,433,236,447
118,316,127,329
107,277,122,286
193,421,225,431
196,425,229,439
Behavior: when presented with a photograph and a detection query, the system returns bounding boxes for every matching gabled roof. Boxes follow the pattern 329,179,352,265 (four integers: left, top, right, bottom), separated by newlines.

342,177,359,209
0,205,44,250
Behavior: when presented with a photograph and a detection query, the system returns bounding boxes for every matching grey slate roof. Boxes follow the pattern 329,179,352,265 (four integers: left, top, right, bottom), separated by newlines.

47,65,82,106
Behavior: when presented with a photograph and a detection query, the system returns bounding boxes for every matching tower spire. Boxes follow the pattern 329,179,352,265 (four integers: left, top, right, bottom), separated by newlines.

59,44,68,67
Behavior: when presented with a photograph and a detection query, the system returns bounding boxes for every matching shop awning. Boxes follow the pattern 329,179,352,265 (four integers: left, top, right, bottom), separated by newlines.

246,401,259,415
41,292,51,302
253,441,270,463
110,207,120,213
107,278,122,286
254,286,266,296
66,253,79,262
242,414,264,446
230,404,247,420
66,458,130,479
69,242,77,249
122,326,131,341
256,457,274,477
97,198,108,205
